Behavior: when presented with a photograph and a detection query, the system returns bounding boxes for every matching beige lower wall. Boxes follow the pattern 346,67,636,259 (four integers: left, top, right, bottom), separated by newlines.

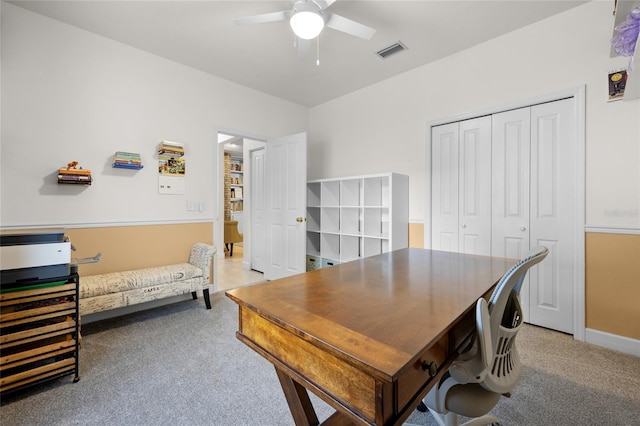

409,223,424,249
586,232,640,340
60,222,640,341
66,222,213,276
411,224,640,341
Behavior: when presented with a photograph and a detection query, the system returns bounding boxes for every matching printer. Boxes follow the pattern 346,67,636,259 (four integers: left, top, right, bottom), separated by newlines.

0,228,71,288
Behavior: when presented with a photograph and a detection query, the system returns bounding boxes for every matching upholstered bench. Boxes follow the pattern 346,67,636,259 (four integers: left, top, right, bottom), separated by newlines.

79,243,216,317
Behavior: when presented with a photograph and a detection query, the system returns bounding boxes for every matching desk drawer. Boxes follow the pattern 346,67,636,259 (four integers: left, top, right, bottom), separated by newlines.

396,334,448,410
396,310,476,411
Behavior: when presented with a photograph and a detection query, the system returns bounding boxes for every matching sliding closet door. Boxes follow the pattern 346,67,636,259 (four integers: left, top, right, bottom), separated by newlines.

458,116,492,255
528,98,576,334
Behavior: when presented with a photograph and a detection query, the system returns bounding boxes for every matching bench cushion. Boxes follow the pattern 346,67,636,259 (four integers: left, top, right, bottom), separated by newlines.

80,263,202,298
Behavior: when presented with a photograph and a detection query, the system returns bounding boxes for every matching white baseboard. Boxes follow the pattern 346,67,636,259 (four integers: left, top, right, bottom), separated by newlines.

585,328,640,357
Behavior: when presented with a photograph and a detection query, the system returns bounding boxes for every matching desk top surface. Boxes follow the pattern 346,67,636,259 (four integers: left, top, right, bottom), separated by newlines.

227,248,516,381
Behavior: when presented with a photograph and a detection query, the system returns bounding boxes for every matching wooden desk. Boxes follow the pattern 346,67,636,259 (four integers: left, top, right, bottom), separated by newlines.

226,248,516,426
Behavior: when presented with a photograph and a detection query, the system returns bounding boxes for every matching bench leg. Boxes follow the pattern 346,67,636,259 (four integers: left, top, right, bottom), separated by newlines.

191,291,198,300
203,288,211,309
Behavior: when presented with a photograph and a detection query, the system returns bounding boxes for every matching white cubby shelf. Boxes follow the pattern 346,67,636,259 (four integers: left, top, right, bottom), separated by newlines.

305,173,409,271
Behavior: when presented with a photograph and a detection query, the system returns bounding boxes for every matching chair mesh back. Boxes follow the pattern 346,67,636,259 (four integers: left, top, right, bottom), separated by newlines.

481,246,548,394
483,294,523,393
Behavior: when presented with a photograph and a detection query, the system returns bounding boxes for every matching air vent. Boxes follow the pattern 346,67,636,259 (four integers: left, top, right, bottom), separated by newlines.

376,41,408,59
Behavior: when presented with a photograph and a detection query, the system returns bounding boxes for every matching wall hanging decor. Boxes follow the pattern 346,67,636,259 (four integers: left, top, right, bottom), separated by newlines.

158,141,185,194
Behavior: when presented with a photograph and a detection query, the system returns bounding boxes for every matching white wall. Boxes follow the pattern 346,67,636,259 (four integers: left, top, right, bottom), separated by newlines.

309,1,640,228
1,3,308,227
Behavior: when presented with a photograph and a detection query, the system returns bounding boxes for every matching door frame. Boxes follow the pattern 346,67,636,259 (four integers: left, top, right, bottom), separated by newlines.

424,86,586,341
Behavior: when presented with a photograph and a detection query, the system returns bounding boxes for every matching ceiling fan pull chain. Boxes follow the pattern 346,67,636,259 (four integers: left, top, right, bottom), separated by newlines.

317,36,320,66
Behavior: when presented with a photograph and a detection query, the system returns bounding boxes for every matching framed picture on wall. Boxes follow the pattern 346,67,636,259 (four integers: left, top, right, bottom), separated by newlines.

608,69,627,101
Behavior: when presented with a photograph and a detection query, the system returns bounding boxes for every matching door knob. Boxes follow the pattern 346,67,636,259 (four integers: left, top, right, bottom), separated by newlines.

520,226,527,231
296,217,304,223
461,224,467,229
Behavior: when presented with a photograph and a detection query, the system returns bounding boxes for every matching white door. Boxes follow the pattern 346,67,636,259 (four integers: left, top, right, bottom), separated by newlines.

492,107,531,260
250,148,266,273
431,122,459,252
491,100,575,333
264,132,307,281
431,117,491,255
458,116,492,255
528,99,576,334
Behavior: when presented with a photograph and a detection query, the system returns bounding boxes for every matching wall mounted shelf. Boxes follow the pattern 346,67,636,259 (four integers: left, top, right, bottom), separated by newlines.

113,151,143,170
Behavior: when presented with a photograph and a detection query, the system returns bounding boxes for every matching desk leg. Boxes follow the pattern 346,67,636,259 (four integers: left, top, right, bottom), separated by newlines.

275,366,319,426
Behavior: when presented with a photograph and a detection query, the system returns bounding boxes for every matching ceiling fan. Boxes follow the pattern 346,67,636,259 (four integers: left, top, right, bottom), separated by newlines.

234,0,376,51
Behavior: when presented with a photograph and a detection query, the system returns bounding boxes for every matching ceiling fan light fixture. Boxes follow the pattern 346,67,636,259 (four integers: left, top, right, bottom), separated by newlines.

290,11,325,40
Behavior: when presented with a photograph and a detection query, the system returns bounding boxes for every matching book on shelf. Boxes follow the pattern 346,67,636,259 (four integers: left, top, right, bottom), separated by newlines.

158,148,184,157
58,179,92,184
58,174,92,181
115,151,141,159
159,140,185,157
59,168,91,175
113,163,143,170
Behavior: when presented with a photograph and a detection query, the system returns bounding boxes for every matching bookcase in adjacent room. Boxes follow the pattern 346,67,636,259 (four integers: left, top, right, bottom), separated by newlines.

306,173,409,271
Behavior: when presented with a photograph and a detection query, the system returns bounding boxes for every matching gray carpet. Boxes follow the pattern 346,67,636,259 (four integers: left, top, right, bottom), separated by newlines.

1,290,639,425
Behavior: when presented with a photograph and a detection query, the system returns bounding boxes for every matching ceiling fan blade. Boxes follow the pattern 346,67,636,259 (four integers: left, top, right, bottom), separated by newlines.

297,38,311,57
234,10,291,26
325,13,376,40
315,0,337,10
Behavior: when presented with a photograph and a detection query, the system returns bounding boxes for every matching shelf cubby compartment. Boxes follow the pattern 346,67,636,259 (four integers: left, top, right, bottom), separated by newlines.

308,182,321,207
340,235,361,263
307,207,321,232
340,207,361,235
341,179,362,207
363,207,390,238
321,233,340,261
363,176,390,207
306,232,321,257
321,207,340,233
321,181,340,207
363,237,390,258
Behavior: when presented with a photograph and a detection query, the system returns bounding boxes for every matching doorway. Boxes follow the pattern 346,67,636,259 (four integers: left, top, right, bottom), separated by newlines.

217,132,265,289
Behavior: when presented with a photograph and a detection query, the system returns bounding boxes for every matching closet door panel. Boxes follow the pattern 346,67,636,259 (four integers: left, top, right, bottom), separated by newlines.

529,99,575,334
491,107,531,260
431,123,459,252
458,116,492,255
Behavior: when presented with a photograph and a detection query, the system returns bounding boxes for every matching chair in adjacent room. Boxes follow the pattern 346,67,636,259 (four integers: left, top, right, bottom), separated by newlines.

224,220,243,256
417,246,549,426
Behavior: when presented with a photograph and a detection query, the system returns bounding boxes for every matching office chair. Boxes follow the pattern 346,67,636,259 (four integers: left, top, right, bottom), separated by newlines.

418,246,549,426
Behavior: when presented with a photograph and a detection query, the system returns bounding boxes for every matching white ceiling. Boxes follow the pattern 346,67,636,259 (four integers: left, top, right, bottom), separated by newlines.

9,0,588,107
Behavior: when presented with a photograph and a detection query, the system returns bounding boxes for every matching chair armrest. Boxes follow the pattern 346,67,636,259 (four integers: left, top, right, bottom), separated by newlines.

188,243,217,283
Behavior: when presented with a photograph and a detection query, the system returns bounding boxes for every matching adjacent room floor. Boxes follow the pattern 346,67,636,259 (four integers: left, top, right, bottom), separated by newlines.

215,245,264,292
